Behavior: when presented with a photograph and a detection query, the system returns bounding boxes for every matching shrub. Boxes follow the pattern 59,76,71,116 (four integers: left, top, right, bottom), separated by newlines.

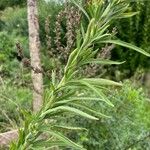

0,0,25,10
74,81,150,150
0,80,32,133
0,31,29,78
0,7,28,36
112,1,150,77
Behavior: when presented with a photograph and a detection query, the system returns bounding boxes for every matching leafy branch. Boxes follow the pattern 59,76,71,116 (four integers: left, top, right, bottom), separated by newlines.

9,0,150,150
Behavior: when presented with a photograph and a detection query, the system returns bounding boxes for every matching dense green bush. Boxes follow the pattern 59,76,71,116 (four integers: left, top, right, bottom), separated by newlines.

72,81,150,150
112,1,150,77
0,32,14,60
0,80,32,133
0,7,28,36
0,0,25,10
0,31,29,78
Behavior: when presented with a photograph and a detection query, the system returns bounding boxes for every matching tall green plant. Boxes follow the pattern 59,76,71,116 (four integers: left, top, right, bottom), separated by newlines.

9,0,150,149
71,81,150,150
113,0,150,75
0,0,25,10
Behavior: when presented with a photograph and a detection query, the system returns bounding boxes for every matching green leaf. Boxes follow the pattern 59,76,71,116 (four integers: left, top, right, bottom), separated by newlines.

56,91,75,101
81,23,85,38
119,12,139,18
71,0,90,21
40,106,99,120
97,24,110,36
39,130,86,150
92,33,111,42
55,97,104,105
17,128,25,148
100,40,150,57
64,48,78,72
52,125,87,131
32,140,67,148
78,80,114,107
70,103,111,118
51,70,56,87
76,30,82,48
9,142,17,150
81,58,125,66
82,78,122,86
81,18,95,49
101,3,111,18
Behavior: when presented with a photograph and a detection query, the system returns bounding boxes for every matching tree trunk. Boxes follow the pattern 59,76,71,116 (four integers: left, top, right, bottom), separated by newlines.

27,0,43,112
0,0,43,147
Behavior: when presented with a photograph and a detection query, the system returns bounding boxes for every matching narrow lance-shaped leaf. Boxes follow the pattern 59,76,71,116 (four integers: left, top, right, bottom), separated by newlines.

55,97,104,105
71,0,90,21
82,78,122,86
80,18,95,49
100,40,150,57
80,58,125,66
52,125,87,131
118,12,139,18
32,140,69,148
78,80,114,107
70,102,111,118
40,106,99,120
39,130,86,150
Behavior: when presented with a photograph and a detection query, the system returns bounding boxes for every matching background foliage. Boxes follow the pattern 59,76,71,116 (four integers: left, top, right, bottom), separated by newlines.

113,1,150,77
71,81,150,150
